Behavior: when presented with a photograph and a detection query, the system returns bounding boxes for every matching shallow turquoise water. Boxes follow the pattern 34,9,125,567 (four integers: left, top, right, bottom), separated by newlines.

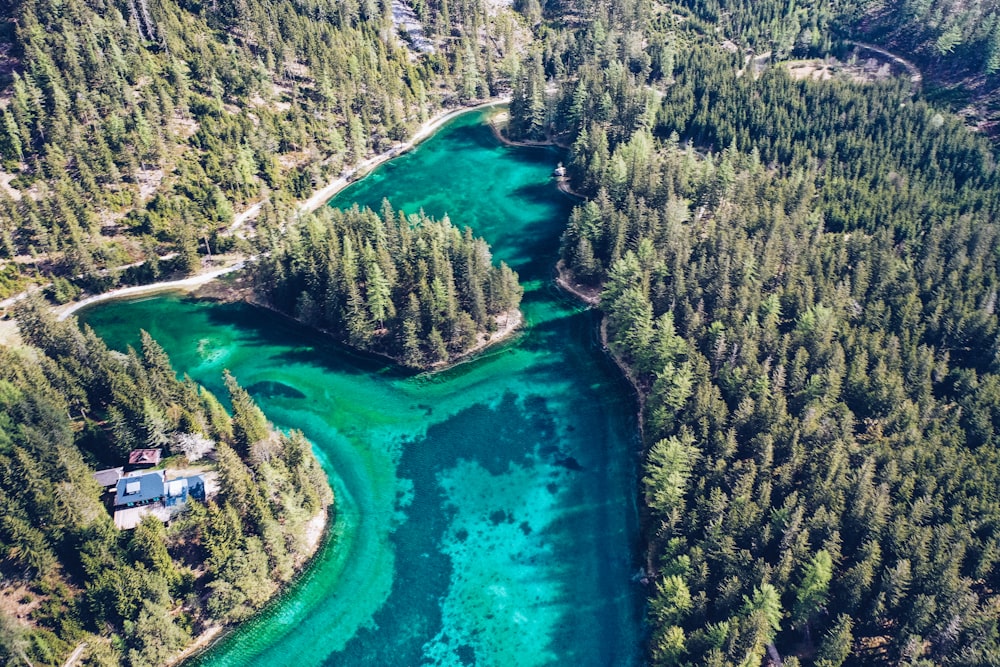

80,110,644,666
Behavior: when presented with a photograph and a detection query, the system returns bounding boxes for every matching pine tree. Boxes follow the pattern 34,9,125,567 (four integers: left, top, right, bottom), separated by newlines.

366,262,393,329
141,330,177,404
815,615,853,667
201,386,235,444
141,397,171,449
224,370,269,457
644,432,697,517
428,327,448,363
986,26,1000,74
792,550,833,641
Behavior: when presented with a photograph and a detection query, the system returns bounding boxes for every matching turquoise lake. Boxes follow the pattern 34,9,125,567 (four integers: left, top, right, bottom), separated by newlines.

80,109,645,666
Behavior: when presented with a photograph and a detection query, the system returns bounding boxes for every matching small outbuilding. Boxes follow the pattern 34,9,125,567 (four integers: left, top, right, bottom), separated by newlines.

127,448,162,469
93,467,124,489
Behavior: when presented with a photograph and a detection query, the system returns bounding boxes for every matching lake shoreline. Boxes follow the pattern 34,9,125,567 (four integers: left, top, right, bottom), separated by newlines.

486,109,572,149
54,256,249,322
240,291,525,373
554,259,653,576
228,97,513,233
294,98,512,219
554,260,600,306
167,506,332,667
485,112,585,203
79,109,646,666
47,100,519,667
0,97,527,374
553,259,646,441
1,99,512,340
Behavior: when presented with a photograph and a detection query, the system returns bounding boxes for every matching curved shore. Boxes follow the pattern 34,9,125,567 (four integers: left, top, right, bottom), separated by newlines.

79,96,646,667
55,259,248,321
231,98,512,233
41,99,513,667
161,507,330,667
1,98,512,336
486,109,571,149
485,110,585,203
554,260,600,307
243,288,524,372
297,98,511,217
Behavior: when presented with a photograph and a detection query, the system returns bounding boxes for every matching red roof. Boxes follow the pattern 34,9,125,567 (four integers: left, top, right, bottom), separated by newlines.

128,449,162,465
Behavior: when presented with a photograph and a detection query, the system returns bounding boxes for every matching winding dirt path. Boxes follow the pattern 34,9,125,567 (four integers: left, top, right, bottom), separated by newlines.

849,40,922,88
229,199,266,232
55,259,248,321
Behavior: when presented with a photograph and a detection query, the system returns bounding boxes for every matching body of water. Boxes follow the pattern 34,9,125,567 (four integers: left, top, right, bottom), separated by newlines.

80,110,644,666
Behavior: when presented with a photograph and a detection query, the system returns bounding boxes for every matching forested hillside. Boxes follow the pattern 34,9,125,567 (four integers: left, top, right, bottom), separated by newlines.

511,1,1000,665
5,0,1000,663
251,203,522,367
659,0,1000,122
0,300,331,665
0,0,526,298
841,0,1000,80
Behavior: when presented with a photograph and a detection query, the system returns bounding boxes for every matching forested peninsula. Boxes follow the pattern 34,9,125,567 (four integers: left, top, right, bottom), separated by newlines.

251,204,523,368
2,299,331,664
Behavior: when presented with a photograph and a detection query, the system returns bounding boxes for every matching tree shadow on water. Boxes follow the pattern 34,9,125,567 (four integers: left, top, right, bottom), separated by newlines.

203,301,415,380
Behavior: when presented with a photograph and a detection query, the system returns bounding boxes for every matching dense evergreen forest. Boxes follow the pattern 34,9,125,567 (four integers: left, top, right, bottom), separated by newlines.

0,0,524,298
668,0,1000,110
251,203,522,367
509,0,1000,665
4,0,1000,663
0,299,331,665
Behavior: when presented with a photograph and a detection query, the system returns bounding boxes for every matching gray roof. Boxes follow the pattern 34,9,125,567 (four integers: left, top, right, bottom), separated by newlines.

93,467,124,487
114,471,164,507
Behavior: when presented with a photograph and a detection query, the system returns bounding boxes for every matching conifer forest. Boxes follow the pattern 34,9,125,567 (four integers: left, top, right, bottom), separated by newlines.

2,0,1000,664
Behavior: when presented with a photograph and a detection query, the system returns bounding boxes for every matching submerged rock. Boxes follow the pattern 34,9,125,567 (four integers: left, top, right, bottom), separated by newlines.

246,380,307,400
